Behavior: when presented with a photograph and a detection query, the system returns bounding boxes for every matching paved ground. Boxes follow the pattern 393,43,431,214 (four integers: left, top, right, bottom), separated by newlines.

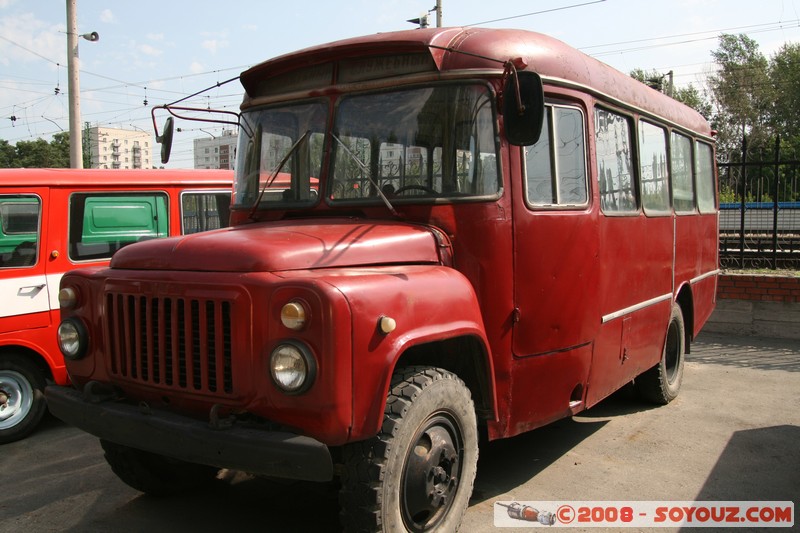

1,331,798,532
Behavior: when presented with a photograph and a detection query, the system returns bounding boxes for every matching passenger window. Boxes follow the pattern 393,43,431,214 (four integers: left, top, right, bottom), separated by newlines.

69,192,168,261
638,121,670,214
695,142,716,214
595,108,637,213
671,132,695,213
524,106,587,207
182,192,232,234
0,196,40,268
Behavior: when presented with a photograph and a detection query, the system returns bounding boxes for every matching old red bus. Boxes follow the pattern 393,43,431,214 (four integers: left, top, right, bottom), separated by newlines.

0,168,232,443
47,28,718,531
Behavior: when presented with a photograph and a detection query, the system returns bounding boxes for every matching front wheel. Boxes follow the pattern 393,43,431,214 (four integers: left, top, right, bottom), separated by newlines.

0,354,47,444
339,366,479,532
100,440,219,496
635,304,685,404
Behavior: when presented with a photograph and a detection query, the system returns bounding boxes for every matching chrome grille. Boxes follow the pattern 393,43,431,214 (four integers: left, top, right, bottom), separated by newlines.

106,293,234,394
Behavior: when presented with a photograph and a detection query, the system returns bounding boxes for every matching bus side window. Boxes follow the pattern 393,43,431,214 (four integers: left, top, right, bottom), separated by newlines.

69,192,169,261
671,132,696,213
182,192,232,234
0,196,40,268
524,106,587,207
695,141,717,213
595,108,637,213
638,120,670,214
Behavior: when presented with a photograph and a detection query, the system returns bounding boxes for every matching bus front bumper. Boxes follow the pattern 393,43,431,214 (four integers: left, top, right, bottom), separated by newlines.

45,384,334,482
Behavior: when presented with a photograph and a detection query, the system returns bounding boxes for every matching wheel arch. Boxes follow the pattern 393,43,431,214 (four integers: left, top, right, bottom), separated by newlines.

0,344,54,383
675,282,694,352
394,334,496,422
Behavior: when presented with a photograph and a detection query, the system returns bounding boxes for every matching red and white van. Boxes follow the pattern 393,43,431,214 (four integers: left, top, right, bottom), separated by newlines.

0,168,232,443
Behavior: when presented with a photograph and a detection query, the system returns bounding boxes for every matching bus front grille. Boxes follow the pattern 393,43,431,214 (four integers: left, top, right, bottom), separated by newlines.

105,293,234,394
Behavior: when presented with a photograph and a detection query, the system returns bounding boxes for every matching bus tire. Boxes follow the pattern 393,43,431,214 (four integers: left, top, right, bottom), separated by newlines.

635,304,685,404
100,440,219,496
339,366,478,532
0,354,47,444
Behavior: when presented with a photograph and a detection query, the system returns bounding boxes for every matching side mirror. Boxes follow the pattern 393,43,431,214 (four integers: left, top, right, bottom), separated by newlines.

503,71,545,146
156,117,174,164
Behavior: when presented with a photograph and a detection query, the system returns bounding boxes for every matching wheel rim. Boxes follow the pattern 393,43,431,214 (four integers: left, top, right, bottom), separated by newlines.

0,370,34,430
664,319,681,385
400,412,464,532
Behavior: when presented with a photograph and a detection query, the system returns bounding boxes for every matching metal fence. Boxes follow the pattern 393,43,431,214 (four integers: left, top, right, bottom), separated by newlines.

718,137,800,270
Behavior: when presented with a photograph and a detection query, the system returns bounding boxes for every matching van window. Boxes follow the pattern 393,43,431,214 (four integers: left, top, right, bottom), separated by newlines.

639,120,670,214
69,192,168,261
0,195,40,268
695,141,716,214
671,132,695,213
596,108,637,213
182,191,231,234
524,105,587,207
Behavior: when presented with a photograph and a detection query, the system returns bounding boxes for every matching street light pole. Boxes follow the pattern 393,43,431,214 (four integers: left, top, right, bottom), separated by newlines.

66,0,98,169
66,0,82,169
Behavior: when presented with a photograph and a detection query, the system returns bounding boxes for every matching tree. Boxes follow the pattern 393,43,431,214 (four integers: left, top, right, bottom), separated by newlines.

0,140,15,168
768,42,800,157
629,68,711,120
0,132,71,168
707,33,772,159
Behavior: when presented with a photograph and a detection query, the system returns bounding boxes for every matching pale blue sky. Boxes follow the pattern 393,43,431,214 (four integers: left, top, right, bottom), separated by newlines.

1,0,799,166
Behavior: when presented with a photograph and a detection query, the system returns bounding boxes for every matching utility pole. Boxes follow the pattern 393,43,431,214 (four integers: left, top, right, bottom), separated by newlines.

66,0,82,168
435,0,442,27
66,0,98,169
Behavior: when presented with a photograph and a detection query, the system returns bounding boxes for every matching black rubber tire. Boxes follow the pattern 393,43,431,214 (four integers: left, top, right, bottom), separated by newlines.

339,366,479,532
635,304,686,404
100,440,219,496
0,354,47,444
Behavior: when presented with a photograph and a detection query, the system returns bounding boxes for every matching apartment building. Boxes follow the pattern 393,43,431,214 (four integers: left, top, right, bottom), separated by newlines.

193,130,238,170
86,127,153,169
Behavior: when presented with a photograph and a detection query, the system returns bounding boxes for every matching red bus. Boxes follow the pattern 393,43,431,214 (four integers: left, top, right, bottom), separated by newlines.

0,169,232,443
47,28,718,531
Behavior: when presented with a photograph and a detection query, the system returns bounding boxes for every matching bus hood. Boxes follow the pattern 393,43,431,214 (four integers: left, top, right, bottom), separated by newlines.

110,219,447,272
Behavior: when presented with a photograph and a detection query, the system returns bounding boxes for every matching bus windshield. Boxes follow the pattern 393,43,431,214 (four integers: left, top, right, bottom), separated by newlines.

233,82,501,210
233,101,328,209
331,83,500,201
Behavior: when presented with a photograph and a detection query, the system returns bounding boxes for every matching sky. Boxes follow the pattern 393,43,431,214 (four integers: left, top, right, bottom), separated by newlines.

1,0,799,168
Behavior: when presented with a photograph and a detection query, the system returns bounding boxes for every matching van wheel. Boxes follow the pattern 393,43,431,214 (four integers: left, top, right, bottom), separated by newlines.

100,440,219,496
0,354,47,444
339,366,478,532
635,304,685,404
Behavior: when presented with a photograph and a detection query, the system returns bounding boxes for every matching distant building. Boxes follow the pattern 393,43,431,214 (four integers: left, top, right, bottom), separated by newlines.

193,130,238,170
86,126,153,169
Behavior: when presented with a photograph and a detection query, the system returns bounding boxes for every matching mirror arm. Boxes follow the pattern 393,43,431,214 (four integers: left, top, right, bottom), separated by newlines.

501,58,529,116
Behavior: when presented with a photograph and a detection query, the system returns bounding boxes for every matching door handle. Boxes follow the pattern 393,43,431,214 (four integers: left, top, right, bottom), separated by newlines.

18,284,46,296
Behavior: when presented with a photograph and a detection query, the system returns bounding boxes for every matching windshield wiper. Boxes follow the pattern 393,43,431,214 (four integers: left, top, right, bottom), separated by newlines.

331,133,399,218
248,130,311,221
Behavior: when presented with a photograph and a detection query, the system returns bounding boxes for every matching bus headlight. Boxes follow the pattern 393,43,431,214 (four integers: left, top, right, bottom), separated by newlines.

58,319,88,360
269,341,316,394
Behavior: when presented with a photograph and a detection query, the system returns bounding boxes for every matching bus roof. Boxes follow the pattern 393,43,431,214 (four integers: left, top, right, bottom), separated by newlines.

241,27,711,138
0,168,233,188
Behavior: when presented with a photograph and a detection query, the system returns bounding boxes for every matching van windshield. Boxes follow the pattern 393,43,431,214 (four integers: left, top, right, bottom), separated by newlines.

233,82,501,210
330,83,500,202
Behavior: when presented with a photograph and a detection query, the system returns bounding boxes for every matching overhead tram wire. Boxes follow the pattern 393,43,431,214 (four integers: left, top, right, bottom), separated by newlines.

464,0,607,26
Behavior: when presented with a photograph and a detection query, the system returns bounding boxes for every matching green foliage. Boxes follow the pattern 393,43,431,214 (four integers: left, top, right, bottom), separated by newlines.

0,132,72,168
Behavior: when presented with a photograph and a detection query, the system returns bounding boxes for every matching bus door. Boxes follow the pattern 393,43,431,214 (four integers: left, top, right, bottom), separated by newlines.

510,104,599,427
0,190,51,331
587,111,674,406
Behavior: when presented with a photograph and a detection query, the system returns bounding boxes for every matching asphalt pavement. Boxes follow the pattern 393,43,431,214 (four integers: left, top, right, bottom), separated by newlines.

1,331,797,532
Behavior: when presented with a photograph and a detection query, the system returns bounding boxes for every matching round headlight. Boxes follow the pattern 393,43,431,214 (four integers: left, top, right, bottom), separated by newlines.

270,342,316,394
58,319,88,360
58,287,78,310
280,301,308,331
